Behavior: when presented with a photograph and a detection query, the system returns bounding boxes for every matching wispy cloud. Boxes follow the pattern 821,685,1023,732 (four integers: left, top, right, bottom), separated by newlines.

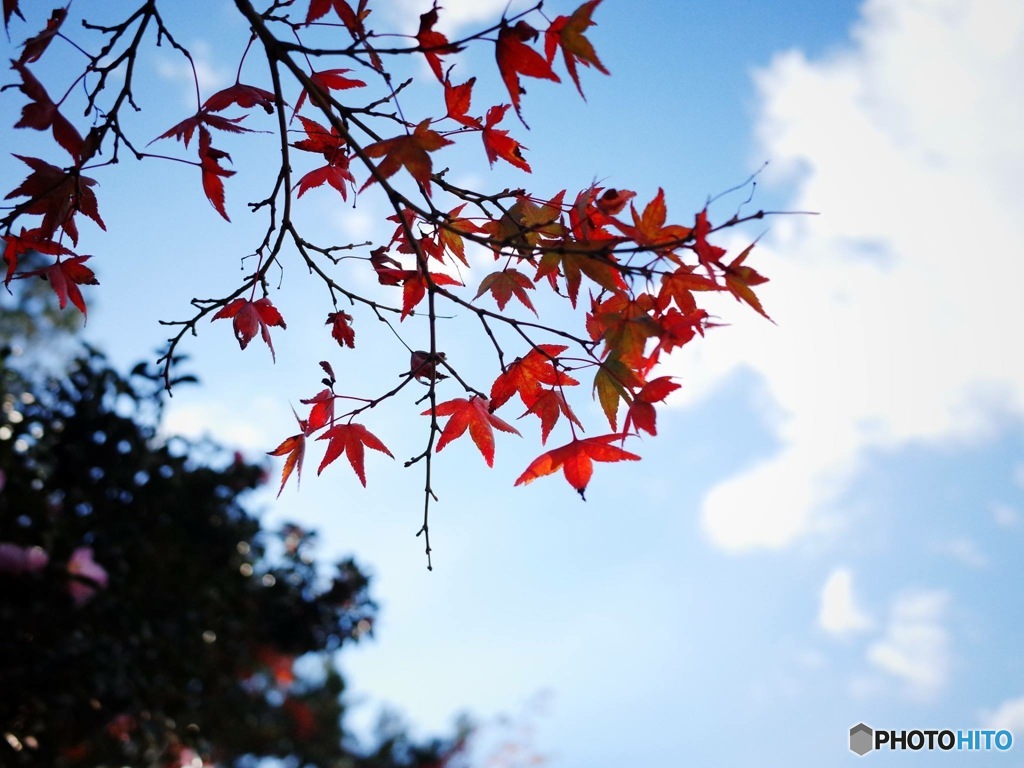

155,40,231,104
866,589,951,700
982,696,1024,732
819,567,872,636
673,0,1024,551
386,0,533,35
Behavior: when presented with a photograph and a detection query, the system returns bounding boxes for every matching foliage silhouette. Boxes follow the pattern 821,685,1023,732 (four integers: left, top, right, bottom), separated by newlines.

0,347,467,767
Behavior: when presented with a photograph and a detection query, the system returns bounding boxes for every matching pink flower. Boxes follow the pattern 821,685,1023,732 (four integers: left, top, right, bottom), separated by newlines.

0,542,49,575
67,546,108,606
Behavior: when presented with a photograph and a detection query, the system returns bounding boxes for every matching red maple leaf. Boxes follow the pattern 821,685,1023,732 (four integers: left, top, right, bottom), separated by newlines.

693,208,726,270
18,7,67,64
401,269,461,319
514,434,640,498
212,296,287,361
4,0,24,32
361,120,453,195
426,396,521,467
416,8,461,82
326,311,355,347
154,111,250,148
520,387,583,444
197,126,235,220
297,163,355,199
12,61,84,160
2,226,73,285
544,0,609,97
316,423,394,484
490,344,579,409
481,104,530,172
203,82,278,113
300,388,335,432
444,77,480,128
292,115,353,199
17,255,98,316
292,68,365,117
622,376,680,436
292,115,347,157
655,307,710,355
5,155,105,244
306,0,363,33
495,19,560,122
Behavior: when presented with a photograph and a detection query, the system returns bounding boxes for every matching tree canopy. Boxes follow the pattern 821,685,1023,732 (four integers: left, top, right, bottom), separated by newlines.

0,346,468,767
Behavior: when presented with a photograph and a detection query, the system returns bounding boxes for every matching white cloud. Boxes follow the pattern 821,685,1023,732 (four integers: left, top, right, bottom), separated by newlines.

675,0,1024,551
982,696,1024,732
162,399,273,451
155,40,230,104
387,0,533,35
934,537,988,568
866,589,950,699
992,502,1020,528
1014,462,1024,488
819,567,872,636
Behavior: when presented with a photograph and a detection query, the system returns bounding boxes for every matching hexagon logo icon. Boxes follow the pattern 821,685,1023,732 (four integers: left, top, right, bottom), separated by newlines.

850,723,874,756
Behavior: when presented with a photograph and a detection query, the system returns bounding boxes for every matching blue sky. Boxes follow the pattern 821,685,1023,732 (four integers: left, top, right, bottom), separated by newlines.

3,0,1024,765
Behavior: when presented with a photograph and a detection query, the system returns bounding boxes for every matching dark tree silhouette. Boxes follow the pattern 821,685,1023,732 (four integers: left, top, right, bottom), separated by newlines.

0,347,467,767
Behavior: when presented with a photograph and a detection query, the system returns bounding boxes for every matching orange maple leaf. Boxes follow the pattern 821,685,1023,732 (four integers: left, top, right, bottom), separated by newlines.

722,239,773,321
490,344,579,409
268,415,306,497
615,188,693,250
474,268,537,315
544,0,610,98
514,434,640,498
425,396,521,467
520,387,583,444
481,104,531,172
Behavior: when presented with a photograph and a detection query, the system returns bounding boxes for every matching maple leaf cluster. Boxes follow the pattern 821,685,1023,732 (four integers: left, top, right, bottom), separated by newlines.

1,0,779,566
